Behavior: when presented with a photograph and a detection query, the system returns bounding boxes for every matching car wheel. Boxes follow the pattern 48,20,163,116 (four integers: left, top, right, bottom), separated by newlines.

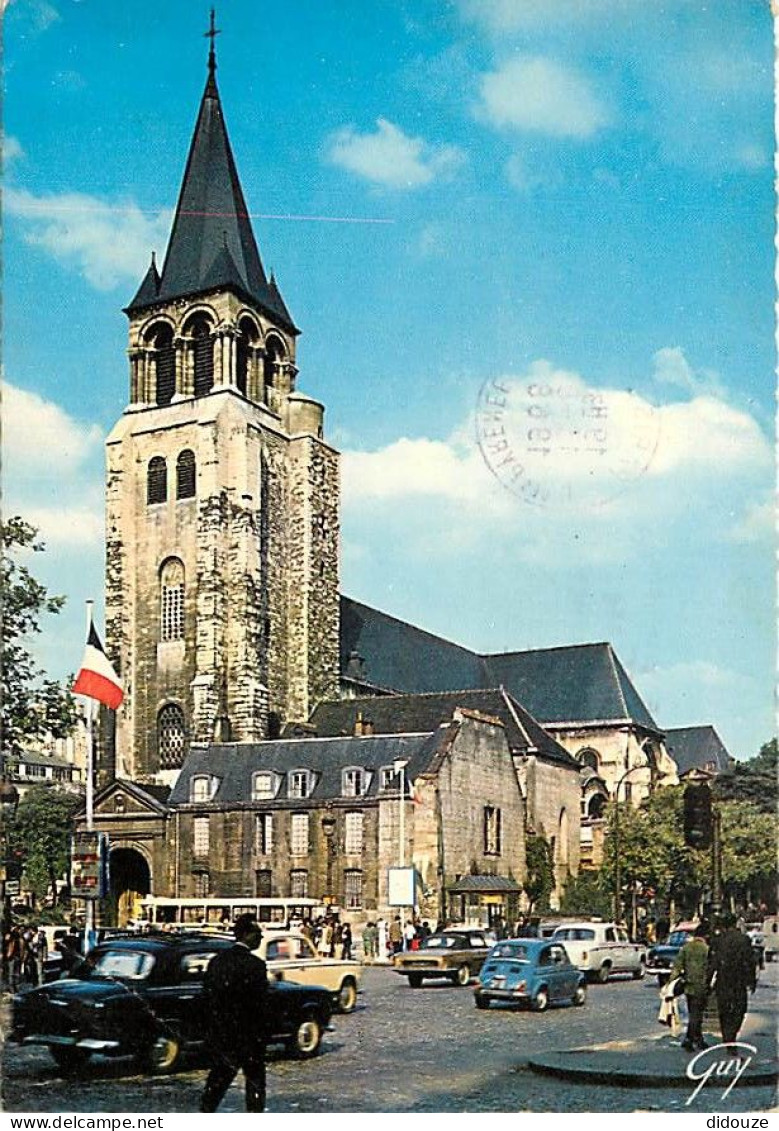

408,974,423,988
336,978,357,1013
632,961,646,981
50,1046,92,1075
142,1033,181,1074
475,994,491,1010
597,963,611,984
573,983,587,1007
455,964,470,987
290,1012,322,1059
532,987,549,1012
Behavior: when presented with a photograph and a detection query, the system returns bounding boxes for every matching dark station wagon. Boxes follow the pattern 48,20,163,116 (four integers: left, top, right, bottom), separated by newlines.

11,933,333,1074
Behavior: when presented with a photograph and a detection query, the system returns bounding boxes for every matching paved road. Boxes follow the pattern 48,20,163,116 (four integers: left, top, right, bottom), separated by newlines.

2,964,777,1113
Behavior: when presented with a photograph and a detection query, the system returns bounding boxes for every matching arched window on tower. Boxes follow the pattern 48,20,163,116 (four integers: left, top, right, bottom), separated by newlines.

160,558,185,642
188,315,214,396
577,748,600,773
236,316,259,397
158,703,187,769
264,335,285,397
147,457,167,505
176,450,196,499
150,323,175,406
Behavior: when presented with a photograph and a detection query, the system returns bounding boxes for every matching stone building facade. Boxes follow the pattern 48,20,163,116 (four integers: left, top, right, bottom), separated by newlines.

104,48,339,783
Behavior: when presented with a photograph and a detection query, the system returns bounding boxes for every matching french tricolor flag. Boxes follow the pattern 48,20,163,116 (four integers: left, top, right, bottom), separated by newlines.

73,621,124,710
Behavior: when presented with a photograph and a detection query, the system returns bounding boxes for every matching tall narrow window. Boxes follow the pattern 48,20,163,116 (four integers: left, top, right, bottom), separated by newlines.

193,817,209,857
290,869,308,898
255,869,272,897
152,325,175,406
147,457,167,505
256,813,273,855
237,316,258,397
344,811,364,855
484,806,502,856
176,450,196,499
158,703,186,769
194,870,210,897
290,813,309,856
190,316,214,396
160,558,185,641
344,870,363,910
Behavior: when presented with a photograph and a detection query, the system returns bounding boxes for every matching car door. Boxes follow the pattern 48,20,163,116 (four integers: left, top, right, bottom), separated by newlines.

615,927,634,972
552,944,577,997
265,933,326,990
536,945,559,999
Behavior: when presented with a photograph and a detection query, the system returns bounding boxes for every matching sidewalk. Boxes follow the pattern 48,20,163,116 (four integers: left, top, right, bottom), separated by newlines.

527,999,779,1088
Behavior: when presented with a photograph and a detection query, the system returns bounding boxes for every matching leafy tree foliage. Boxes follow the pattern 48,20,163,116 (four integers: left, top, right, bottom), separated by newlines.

524,833,554,913
8,786,80,905
713,739,778,815
559,869,612,918
1,517,78,759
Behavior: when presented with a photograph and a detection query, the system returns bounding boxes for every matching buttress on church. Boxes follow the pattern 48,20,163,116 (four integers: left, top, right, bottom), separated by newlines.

82,37,705,930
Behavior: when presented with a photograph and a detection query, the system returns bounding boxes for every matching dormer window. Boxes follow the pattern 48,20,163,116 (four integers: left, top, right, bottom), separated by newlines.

288,770,313,800
342,767,369,798
380,765,401,791
252,771,277,802
190,774,216,803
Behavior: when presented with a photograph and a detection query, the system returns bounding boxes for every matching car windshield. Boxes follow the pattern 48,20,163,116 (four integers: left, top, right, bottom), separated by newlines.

667,931,690,946
87,948,156,981
490,943,530,962
422,935,461,949
554,928,595,941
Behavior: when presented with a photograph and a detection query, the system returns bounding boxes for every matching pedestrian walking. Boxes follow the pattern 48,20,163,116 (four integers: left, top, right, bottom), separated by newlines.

706,912,757,1048
671,921,710,1051
389,916,403,955
31,927,49,986
341,922,353,961
199,913,268,1113
376,917,388,959
403,920,417,951
5,926,22,991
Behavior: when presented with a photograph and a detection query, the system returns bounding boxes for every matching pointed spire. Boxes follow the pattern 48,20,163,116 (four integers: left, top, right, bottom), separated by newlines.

127,250,161,309
125,17,297,334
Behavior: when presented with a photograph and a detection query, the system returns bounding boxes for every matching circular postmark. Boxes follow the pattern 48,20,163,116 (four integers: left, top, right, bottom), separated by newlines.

475,371,660,509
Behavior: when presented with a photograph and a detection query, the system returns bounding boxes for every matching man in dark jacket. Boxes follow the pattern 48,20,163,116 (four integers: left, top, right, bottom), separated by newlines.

707,913,757,1047
199,913,268,1113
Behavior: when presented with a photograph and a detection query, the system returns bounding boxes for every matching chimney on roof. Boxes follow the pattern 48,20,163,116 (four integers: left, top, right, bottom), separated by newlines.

353,711,363,737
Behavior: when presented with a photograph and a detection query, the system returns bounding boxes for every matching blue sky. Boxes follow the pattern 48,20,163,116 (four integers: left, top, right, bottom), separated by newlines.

4,0,775,760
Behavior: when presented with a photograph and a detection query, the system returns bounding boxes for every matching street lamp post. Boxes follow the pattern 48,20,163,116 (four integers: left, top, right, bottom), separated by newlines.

612,763,648,925
392,759,408,869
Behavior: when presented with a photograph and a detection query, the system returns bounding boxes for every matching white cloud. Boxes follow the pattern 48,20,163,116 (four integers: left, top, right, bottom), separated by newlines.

2,382,104,547
3,135,24,167
477,57,611,139
652,346,725,399
4,0,61,33
456,0,633,34
325,118,466,189
5,188,171,290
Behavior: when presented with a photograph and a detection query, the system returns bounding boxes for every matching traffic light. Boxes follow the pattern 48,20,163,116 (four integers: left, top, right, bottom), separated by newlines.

683,783,713,850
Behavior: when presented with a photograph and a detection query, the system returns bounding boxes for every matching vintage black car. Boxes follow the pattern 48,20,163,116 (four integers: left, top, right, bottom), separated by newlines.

645,925,695,984
11,933,333,1074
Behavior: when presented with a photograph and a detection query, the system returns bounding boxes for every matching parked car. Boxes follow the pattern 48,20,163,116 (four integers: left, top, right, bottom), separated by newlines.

551,921,646,982
393,928,491,987
762,916,778,963
10,933,333,1074
255,931,361,1013
474,939,587,1012
645,923,697,985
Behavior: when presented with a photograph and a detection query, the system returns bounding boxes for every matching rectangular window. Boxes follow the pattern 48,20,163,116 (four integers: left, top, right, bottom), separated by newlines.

256,813,273,855
289,771,311,799
290,812,309,856
190,775,211,803
380,766,399,790
252,772,276,801
193,816,209,857
344,870,363,910
484,806,501,856
342,768,365,797
255,869,272,898
344,811,364,855
290,869,308,898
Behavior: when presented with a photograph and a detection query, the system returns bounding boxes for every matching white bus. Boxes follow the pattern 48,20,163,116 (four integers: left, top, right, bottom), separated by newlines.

139,896,320,931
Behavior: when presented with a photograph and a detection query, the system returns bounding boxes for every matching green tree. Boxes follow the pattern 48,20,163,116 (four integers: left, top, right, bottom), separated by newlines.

719,800,777,905
1,516,78,760
713,739,778,815
8,786,80,905
524,833,554,913
559,869,612,918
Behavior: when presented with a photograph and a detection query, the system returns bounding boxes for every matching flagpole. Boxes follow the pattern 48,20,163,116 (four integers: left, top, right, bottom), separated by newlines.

84,601,95,953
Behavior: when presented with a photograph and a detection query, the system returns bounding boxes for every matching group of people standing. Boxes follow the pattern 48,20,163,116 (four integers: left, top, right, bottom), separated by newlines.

669,912,758,1052
301,915,353,960
2,924,49,989
361,917,434,959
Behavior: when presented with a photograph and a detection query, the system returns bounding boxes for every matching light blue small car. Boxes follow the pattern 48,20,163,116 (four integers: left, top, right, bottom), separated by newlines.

474,938,587,1011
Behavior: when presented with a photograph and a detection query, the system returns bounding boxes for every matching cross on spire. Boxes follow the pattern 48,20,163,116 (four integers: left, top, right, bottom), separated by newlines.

204,8,221,78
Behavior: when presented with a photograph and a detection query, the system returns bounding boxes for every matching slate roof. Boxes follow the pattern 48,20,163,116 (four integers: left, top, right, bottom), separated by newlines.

168,733,443,808
310,689,579,769
126,57,296,332
339,596,661,734
448,875,522,893
664,726,733,776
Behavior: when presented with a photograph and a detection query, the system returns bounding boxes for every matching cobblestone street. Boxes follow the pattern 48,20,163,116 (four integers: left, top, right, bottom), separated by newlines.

3,964,777,1114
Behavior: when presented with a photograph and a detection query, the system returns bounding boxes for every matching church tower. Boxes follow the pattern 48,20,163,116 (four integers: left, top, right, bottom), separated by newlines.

104,31,340,782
